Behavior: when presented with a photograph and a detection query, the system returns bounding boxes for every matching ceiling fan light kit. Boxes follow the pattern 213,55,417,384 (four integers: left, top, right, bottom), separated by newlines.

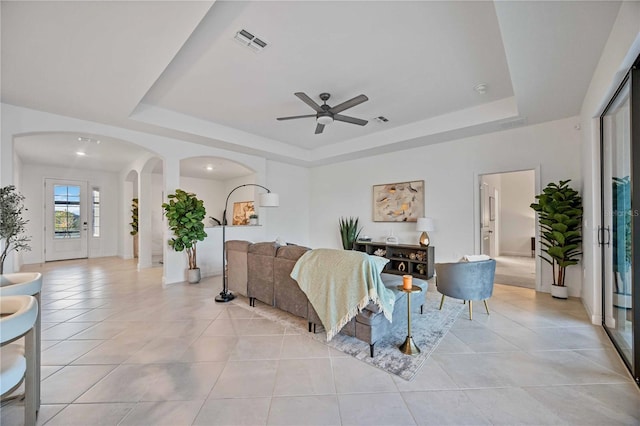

277,92,369,134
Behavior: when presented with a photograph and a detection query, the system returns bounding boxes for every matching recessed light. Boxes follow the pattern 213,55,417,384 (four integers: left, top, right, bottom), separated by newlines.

76,151,86,156
206,165,214,171
474,83,488,94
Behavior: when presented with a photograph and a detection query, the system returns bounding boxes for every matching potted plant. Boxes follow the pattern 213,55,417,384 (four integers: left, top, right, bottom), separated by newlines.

530,179,582,299
130,198,139,258
0,185,31,274
249,214,258,225
162,189,207,283
339,216,362,250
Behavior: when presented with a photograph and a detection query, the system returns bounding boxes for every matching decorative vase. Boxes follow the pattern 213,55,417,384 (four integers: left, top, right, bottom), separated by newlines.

550,284,568,299
249,218,258,225
187,268,201,284
133,234,139,259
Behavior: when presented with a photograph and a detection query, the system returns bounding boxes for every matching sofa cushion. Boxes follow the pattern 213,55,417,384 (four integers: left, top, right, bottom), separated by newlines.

248,242,281,305
274,245,311,318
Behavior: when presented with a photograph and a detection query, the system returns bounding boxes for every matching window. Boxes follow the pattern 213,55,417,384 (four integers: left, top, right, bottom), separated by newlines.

92,188,100,237
53,185,81,238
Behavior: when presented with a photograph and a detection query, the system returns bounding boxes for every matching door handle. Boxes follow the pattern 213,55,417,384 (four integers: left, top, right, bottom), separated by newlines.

605,226,611,247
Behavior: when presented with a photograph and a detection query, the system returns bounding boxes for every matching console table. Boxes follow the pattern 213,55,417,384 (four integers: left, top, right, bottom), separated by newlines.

353,242,434,279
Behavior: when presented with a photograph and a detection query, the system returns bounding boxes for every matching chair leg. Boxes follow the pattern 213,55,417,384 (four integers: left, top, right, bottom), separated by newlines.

484,300,490,315
469,300,473,320
439,295,445,310
370,343,375,358
25,328,36,426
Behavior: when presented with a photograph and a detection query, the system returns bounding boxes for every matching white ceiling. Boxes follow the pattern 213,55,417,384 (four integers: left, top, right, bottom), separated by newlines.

1,1,622,167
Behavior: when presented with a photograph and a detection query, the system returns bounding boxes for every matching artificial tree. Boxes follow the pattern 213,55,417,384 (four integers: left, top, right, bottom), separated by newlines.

0,185,31,274
162,189,207,278
530,179,582,290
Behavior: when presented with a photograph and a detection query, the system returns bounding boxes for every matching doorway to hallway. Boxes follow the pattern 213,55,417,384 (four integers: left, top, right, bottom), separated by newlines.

479,170,537,289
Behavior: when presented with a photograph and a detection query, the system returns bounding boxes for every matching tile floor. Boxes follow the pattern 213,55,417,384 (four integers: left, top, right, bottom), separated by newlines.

1,257,639,425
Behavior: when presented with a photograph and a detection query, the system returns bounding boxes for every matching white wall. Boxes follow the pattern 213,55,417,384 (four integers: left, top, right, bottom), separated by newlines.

499,170,535,257
19,163,120,264
579,1,640,323
310,116,582,296
265,160,310,246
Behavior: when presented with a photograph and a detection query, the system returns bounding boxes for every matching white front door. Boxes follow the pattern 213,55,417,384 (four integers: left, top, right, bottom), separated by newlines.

44,179,89,261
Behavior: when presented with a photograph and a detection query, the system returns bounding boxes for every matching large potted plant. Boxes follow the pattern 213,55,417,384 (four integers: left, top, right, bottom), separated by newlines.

0,185,31,274
130,198,139,258
339,216,362,250
530,179,582,299
162,189,207,283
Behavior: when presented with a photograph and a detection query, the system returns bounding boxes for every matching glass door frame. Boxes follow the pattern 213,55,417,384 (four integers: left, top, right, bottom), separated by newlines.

600,58,640,385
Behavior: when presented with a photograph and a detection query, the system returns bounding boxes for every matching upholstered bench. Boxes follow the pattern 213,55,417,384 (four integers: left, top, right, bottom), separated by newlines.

307,273,427,357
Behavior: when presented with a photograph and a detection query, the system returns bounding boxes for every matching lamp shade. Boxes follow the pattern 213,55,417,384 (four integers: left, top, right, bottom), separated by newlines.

416,217,434,232
259,192,279,207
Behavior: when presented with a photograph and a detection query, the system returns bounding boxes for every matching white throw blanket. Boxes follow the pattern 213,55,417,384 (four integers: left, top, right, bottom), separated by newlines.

290,249,394,341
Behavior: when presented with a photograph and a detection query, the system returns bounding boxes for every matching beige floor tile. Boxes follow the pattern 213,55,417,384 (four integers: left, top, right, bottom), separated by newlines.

273,358,336,396
124,336,195,364
119,400,205,426
72,337,148,365
65,308,119,322
41,322,95,340
209,360,278,398
392,361,459,392
402,390,491,425
140,362,225,401
67,320,130,340
450,328,521,352
41,365,64,380
41,364,116,403
331,356,397,394
228,335,284,360
338,392,416,425
0,403,66,426
268,395,341,426
181,335,239,362
463,387,569,425
280,334,331,359
41,309,90,322
41,340,103,365
202,318,244,336
76,364,165,403
522,383,640,425
45,402,135,425
194,397,271,425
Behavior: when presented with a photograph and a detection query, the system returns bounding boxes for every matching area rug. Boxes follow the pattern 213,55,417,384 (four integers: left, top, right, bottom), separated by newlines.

232,287,465,381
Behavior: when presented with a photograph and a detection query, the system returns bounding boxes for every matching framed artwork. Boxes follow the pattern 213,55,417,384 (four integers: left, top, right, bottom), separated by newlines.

373,180,424,222
232,201,255,225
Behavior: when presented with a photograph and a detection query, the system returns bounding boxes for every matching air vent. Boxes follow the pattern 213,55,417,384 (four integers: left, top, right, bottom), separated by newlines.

373,116,389,123
234,29,268,53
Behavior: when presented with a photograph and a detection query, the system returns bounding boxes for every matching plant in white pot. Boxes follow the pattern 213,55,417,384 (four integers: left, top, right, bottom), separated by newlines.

0,185,31,275
530,180,582,299
162,189,207,283
130,198,139,258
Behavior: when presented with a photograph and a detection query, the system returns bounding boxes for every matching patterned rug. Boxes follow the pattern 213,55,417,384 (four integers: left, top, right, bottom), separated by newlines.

232,286,465,381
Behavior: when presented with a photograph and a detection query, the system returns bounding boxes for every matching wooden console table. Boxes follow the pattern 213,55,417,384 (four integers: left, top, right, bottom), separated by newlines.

353,241,435,279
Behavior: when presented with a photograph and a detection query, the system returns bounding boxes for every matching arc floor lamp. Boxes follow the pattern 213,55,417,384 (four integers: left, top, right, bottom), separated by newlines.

215,184,279,303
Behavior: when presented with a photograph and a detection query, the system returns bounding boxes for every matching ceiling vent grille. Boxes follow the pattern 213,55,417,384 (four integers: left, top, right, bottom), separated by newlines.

373,116,389,123
234,29,268,53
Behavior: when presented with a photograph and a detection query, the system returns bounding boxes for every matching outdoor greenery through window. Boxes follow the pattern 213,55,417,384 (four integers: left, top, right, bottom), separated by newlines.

54,184,81,238
92,188,100,237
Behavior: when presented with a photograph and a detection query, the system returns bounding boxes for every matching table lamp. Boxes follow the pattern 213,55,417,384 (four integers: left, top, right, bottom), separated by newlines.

416,217,434,247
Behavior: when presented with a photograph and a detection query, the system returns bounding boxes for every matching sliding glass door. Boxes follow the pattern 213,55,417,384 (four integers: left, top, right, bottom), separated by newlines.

601,60,640,384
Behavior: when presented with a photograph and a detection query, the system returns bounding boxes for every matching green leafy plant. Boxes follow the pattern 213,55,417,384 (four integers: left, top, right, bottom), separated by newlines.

530,179,582,286
129,198,138,236
339,216,362,250
0,185,31,274
162,189,207,270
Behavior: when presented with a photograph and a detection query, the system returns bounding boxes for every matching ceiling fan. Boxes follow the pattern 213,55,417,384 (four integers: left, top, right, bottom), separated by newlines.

277,92,369,134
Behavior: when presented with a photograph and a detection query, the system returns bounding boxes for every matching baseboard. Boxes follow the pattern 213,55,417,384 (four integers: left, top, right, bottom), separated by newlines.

499,251,533,258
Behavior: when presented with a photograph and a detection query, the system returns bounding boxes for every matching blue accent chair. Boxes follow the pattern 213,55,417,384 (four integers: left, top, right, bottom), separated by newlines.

435,259,496,320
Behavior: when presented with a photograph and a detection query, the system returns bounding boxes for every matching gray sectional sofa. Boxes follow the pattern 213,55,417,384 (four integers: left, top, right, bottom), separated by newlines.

225,240,428,357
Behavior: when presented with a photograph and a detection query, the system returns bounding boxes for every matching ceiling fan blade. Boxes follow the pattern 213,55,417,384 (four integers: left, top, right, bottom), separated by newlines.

315,123,325,134
295,92,323,112
329,94,368,114
276,114,316,121
334,114,368,126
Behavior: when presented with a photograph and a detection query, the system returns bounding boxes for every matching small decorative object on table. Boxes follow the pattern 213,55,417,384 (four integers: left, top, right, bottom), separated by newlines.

398,262,406,272
409,253,416,260
373,248,386,257
249,214,258,225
